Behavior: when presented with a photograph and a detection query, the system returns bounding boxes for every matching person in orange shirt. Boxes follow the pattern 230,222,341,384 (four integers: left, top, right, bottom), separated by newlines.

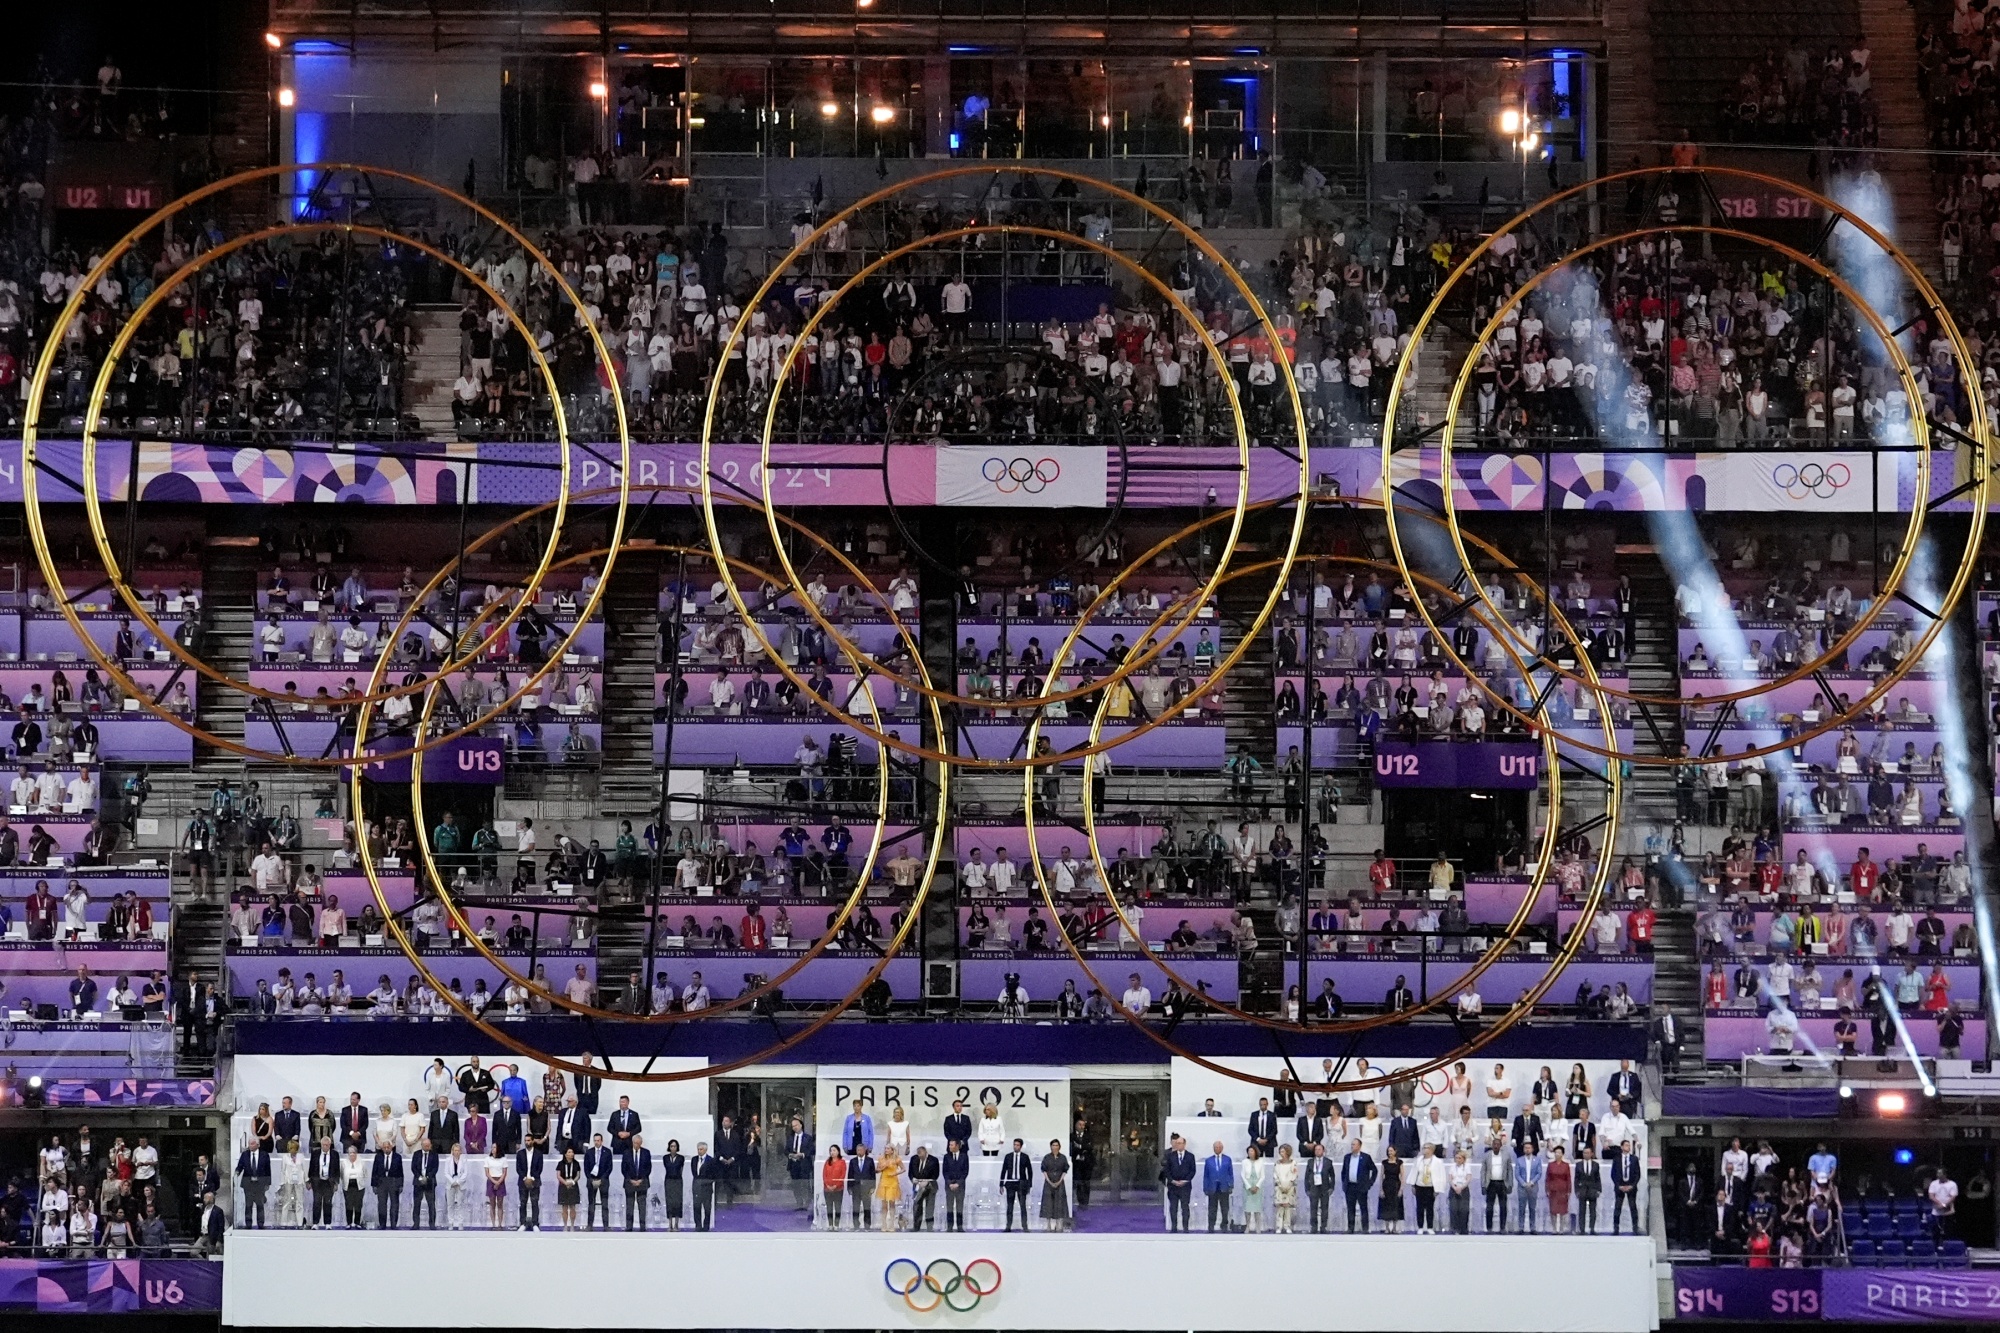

820,1145,847,1229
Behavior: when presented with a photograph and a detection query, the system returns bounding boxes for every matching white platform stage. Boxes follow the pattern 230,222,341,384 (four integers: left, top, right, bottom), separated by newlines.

221,1230,1661,1330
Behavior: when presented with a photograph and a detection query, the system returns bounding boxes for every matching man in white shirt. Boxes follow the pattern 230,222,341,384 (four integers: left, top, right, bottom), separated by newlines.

251,842,289,894
683,973,711,1010
1121,974,1152,1014
959,849,988,895
988,849,1017,896
65,771,98,812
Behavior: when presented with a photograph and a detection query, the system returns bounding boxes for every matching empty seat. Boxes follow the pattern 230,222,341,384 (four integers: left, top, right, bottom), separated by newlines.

1868,1215,1895,1239
1877,1240,1906,1266
1941,1239,1969,1267
1848,1239,1876,1263
1908,1239,1937,1262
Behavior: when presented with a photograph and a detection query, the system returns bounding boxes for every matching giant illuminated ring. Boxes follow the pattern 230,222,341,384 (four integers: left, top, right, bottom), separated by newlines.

701,167,1312,768
1379,167,1991,766
19,163,633,766
1025,496,1609,1040
347,497,949,1081
395,485,931,1023
1023,502,1620,1091
712,218,1284,760
1422,222,1955,733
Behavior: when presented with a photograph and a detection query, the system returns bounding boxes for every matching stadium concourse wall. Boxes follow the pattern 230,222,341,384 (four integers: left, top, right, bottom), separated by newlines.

220,1230,1660,1330
2,440,1945,512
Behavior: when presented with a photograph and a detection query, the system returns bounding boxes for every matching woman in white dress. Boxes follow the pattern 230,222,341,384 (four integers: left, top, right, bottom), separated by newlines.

1241,1145,1267,1232
400,1098,426,1153
1324,1107,1349,1153
1356,1103,1384,1159
885,1105,912,1157
373,1104,399,1152
1447,1061,1475,1119
1272,1144,1300,1233
976,1104,1006,1156
277,1145,308,1227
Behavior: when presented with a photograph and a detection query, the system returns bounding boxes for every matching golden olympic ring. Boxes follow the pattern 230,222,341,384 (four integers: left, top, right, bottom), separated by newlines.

1023,491,1617,1091
395,484,932,1024
1432,225,1930,713
19,162,634,766
737,221,1261,722
700,165,1310,767
1379,166,1991,766
886,1258,1002,1313
79,223,586,710
1025,499,1606,1036
348,495,949,1080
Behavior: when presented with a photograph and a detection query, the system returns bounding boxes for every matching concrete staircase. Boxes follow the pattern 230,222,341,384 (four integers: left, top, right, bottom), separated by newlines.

405,306,464,441
1856,0,1943,276
1602,0,1663,166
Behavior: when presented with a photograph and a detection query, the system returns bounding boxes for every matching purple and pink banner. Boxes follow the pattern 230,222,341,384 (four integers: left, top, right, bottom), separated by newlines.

0,1259,221,1313
1674,1267,2000,1323
3,442,1955,513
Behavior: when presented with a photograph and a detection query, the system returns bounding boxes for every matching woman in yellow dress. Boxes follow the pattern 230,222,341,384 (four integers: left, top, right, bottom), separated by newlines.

875,1144,905,1231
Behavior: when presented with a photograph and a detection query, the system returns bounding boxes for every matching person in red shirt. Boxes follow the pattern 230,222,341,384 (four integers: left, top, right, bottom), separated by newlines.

1627,904,1657,956
1923,965,1951,1012
1850,850,1879,900
739,904,768,951
24,880,57,940
1705,963,1728,1008
1368,851,1395,898
1756,859,1783,896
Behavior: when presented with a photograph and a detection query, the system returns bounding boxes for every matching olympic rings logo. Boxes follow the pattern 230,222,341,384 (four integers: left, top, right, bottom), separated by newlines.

1772,462,1851,500
885,1258,1002,1313
981,456,1061,494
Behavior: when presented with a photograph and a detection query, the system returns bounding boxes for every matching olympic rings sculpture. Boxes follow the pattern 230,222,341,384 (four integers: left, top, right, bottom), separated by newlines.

1379,167,1992,767
700,169,1314,766
885,1258,1002,1313
1021,499,1621,1093
20,162,634,767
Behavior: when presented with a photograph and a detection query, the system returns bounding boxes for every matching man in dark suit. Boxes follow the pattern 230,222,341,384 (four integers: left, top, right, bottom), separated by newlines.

584,1133,615,1229
337,1092,369,1154
1612,1139,1644,1234
410,1139,440,1228
272,1096,302,1152
235,1141,272,1228
909,1145,941,1230
491,1098,523,1158
426,1097,460,1153
1674,1160,1707,1247
608,1097,641,1158
1606,1059,1643,1117
942,1100,974,1152
1070,1116,1095,1209
194,1190,226,1257
1161,1134,1196,1231
783,1116,815,1212
515,1145,546,1230
555,1097,588,1155
691,1141,721,1230
1708,1187,1743,1258
370,1146,403,1229
574,1057,603,1116
1247,1097,1279,1161
1304,1143,1335,1233
1387,1103,1421,1162
999,1138,1033,1232
1296,1104,1327,1158
307,1137,338,1228
942,1140,970,1231
1510,1099,1546,1157
622,1135,652,1230
714,1115,745,1204
846,1145,877,1228
190,1154,221,1219
1341,1139,1377,1232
